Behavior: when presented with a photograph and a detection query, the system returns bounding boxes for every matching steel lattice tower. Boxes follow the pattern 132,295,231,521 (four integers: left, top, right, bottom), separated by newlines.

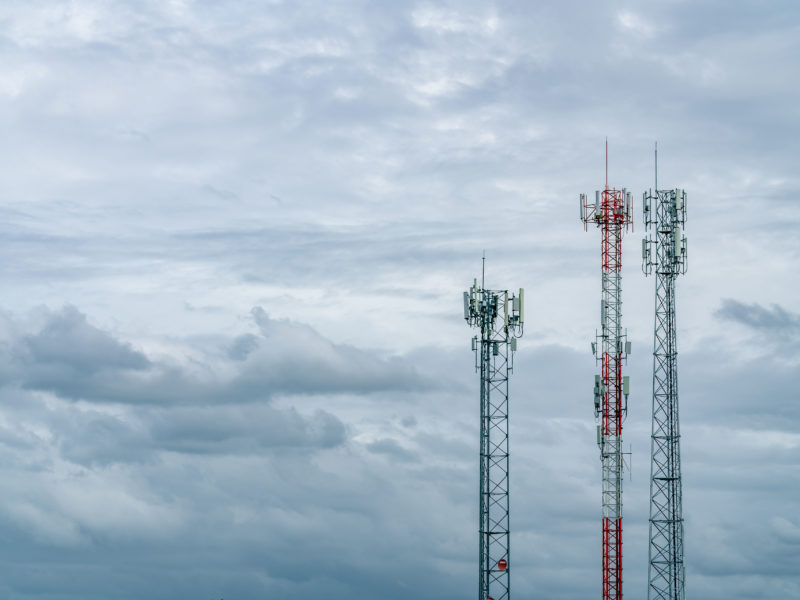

580,145,633,600
464,266,524,600
642,149,687,600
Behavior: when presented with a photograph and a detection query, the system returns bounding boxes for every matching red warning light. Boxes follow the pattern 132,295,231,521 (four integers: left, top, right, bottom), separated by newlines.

498,559,507,571
488,597,494,600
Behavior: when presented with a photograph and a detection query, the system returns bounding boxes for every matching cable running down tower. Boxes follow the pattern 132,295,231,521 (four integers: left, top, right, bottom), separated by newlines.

579,144,633,600
464,265,524,600
642,146,688,600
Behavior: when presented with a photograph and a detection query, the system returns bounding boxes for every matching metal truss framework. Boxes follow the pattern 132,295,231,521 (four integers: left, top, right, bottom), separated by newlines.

580,151,633,600
464,276,524,600
643,185,687,600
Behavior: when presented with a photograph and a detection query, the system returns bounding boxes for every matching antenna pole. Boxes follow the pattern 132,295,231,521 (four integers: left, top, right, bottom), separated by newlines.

655,141,658,191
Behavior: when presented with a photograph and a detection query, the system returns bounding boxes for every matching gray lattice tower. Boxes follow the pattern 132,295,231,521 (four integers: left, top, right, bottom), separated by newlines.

464,274,524,600
642,179,687,600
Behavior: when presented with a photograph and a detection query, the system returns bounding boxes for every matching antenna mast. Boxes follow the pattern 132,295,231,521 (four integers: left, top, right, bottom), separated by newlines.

655,141,658,190
464,267,525,600
579,144,633,600
642,153,688,600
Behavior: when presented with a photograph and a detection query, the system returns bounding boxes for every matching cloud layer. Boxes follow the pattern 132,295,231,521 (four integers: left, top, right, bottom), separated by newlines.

0,1,797,599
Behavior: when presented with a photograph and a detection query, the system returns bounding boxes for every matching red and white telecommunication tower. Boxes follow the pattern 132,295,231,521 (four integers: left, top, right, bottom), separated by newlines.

579,143,633,600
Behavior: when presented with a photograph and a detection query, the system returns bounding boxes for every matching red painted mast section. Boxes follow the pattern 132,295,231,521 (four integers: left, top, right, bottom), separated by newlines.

601,184,623,600
603,138,620,600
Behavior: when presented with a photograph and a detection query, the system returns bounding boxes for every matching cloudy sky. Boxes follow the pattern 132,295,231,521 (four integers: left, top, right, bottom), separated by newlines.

0,1,797,598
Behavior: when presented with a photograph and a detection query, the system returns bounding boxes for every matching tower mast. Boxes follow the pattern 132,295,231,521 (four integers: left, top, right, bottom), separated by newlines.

464,269,524,600
642,148,688,600
579,145,633,600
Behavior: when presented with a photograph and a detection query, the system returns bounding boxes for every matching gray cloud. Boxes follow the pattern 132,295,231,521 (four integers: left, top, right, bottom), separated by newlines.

149,405,346,454
715,298,800,336
365,437,418,462
18,305,149,372
57,405,346,466
227,332,259,360
248,306,429,395
1,305,429,406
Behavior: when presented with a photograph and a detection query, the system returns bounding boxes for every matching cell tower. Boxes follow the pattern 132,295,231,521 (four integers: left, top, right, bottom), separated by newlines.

642,145,687,600
463,262,524,600
579,143,633,600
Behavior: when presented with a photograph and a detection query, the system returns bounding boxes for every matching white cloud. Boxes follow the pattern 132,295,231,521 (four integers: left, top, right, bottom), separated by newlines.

617,10,655,37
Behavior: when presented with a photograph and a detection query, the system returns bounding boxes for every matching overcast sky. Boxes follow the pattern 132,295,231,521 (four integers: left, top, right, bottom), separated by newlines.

0,1,798,598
